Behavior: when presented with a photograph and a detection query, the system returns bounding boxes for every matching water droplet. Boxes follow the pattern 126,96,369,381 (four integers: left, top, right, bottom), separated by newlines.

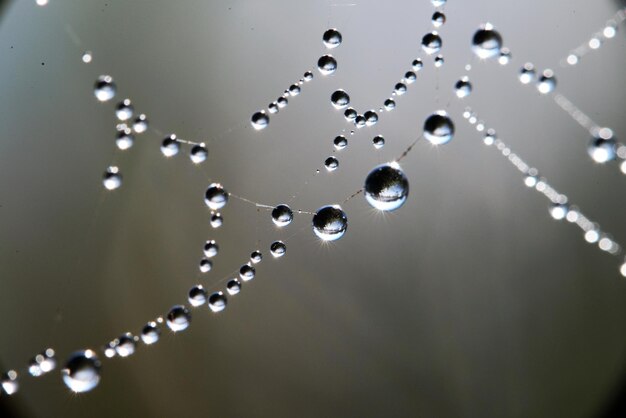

585,229,600,243
537,69,556,94
549,203,568,220
277,97,288,108
226,278,242,295
372,135,385,149
246,252,261,267
404,71,417,84
312,205,347,241
331,89,350,109
115,129,134,150
434,55,444,67
421,32,442,55
61,350,101,393
115,99,133,121
519,63,536,84
289,84,301,96
199,258,213,273
94,75,116,102
203,240,219,258
303,71,314,81
588,135,617,163
394,83,407,95
166,305,191,332
272,204,293,227
190,143,208,164
204,183,228,210
432,11,446,27
423,111,455,145
325,156,339,171
431,0,446,6
354,115,366,129
604,25,617,39
115,333,136,357
364,162,409,211
1,370,18,395
483,129,496,146
36,0,48,5
317,55,337,75
498,48,511,65
103,166,122,190
208,292,227,313
384,98,396,111
141,322,160,345
81,51,92,63
210,213,223,228
239,264,256,281
161,135,180,157
344,107,357,121
471,24,503,59
268,102,279,114
188,285,208,307
454,77,472,98
364,110,378,126
323,28,342,48
270,241,287,257
28,349,56,377
251,111,269,130
412,59,424,71
333,135,348,150
132,114,148,133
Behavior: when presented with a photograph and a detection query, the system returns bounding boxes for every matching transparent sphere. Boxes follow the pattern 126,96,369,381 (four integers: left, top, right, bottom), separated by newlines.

239,264,256,281
188,285,208,307
205,183,228,210
519,63,536,84
394,83,407,95
537,70,556,94
115,333,136,357
166,305,191,332
277,96,288,108
103,166,122,190
384,98,396,111
250,250,263,264
471,25,503,59
404,71,417,84
270,241,287,258
421,32,442,55
364,162,409,211
81,50,92,63
115,130,134,151
61,350,101,393
323,28,342,48
498,48,511,65
208,291,228,313
364,110,378,126
272,204,293,227
132,114,148,134
1,371,18,395
210,213,223,228
483,129,496,146
344,107,357,121
141,322,160,345
587,136,617,163
325,156,339,171
454,78,472,98
372,135,385,149
549,203,569,221
190,144,208,164
434,55,444,67
333,135,348,150
288,84,301,96
94,75,116,102
331,89,350,109
251,111,269,130
312,205,348,241
317,55,338,75
432,11,446,27
199,258,213,273
226,278,242,295
431,0,446,6
203,240,219,258
303,71,314,81
115,99,134,121
423,111,455,145
412,59,423,71
161,135,180,157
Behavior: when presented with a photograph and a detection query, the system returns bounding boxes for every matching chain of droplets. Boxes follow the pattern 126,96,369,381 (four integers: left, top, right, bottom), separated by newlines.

462,107,625,269
561,7,625,67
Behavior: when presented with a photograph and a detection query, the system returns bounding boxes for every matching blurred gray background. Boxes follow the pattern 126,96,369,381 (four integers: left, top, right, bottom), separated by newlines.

0,0,625,417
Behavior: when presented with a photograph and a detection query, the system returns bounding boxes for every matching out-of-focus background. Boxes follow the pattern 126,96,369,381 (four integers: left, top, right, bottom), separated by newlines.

0,0,625,417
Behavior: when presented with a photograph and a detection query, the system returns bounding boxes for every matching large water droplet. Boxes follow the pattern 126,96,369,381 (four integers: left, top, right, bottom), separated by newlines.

270,241,287,258
103,166,122,190
61,350,101,393
323,28,342,48
423,111,455,145
331,90,350,109
251,111,269,130
272,204,293,227
421,32,442,55
94,75,116,102
166,305,191,332
364,162,409,211
205,183,228,210
312,205,348,241
317,55,337,75
471,24,503,59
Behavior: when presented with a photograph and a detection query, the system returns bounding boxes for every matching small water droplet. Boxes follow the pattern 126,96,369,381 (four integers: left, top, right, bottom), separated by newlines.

423,111,455,145
384,98,396,111
166,305,191,332
188,285,208,307
325,156,339,171
536,69,556,94
289,84,301,96
250,250,262,264
103,166,122,190
208,292,227,313
141,322,160,345
412,59,424,71
94,75,116,102
312,205,347,241
519,63,536,84
115,333,136,357
471,24,503,59
62,351,101,393
251,111,269,130
498,48,511,65
115,99,133,121
272,204,293,227
199,258,213,273
161,135,180,157
333,135,348,150
323,28,342,48
239,264,256,281
203,240,219,258
226,278,242,295
344,107,357,121
364,110,378,126
434,55,444,67
432,11,446,27
205,183,228,210
303,71,314,81
277,97,288,108
270,241,287,258
268,102,279,114
588,134,617,163
81,51,92,63
404,71,417,84
331,89,350,109
421,32,442,55
132,114,148,133
115,129,134,150
210,212,223,228
317,55,337,75
549,203,568,220
454,77,472,98
372,135,385,149
190,143,208,164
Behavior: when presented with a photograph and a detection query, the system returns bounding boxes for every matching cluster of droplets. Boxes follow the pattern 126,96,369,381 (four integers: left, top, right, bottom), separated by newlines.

463,108,623,272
